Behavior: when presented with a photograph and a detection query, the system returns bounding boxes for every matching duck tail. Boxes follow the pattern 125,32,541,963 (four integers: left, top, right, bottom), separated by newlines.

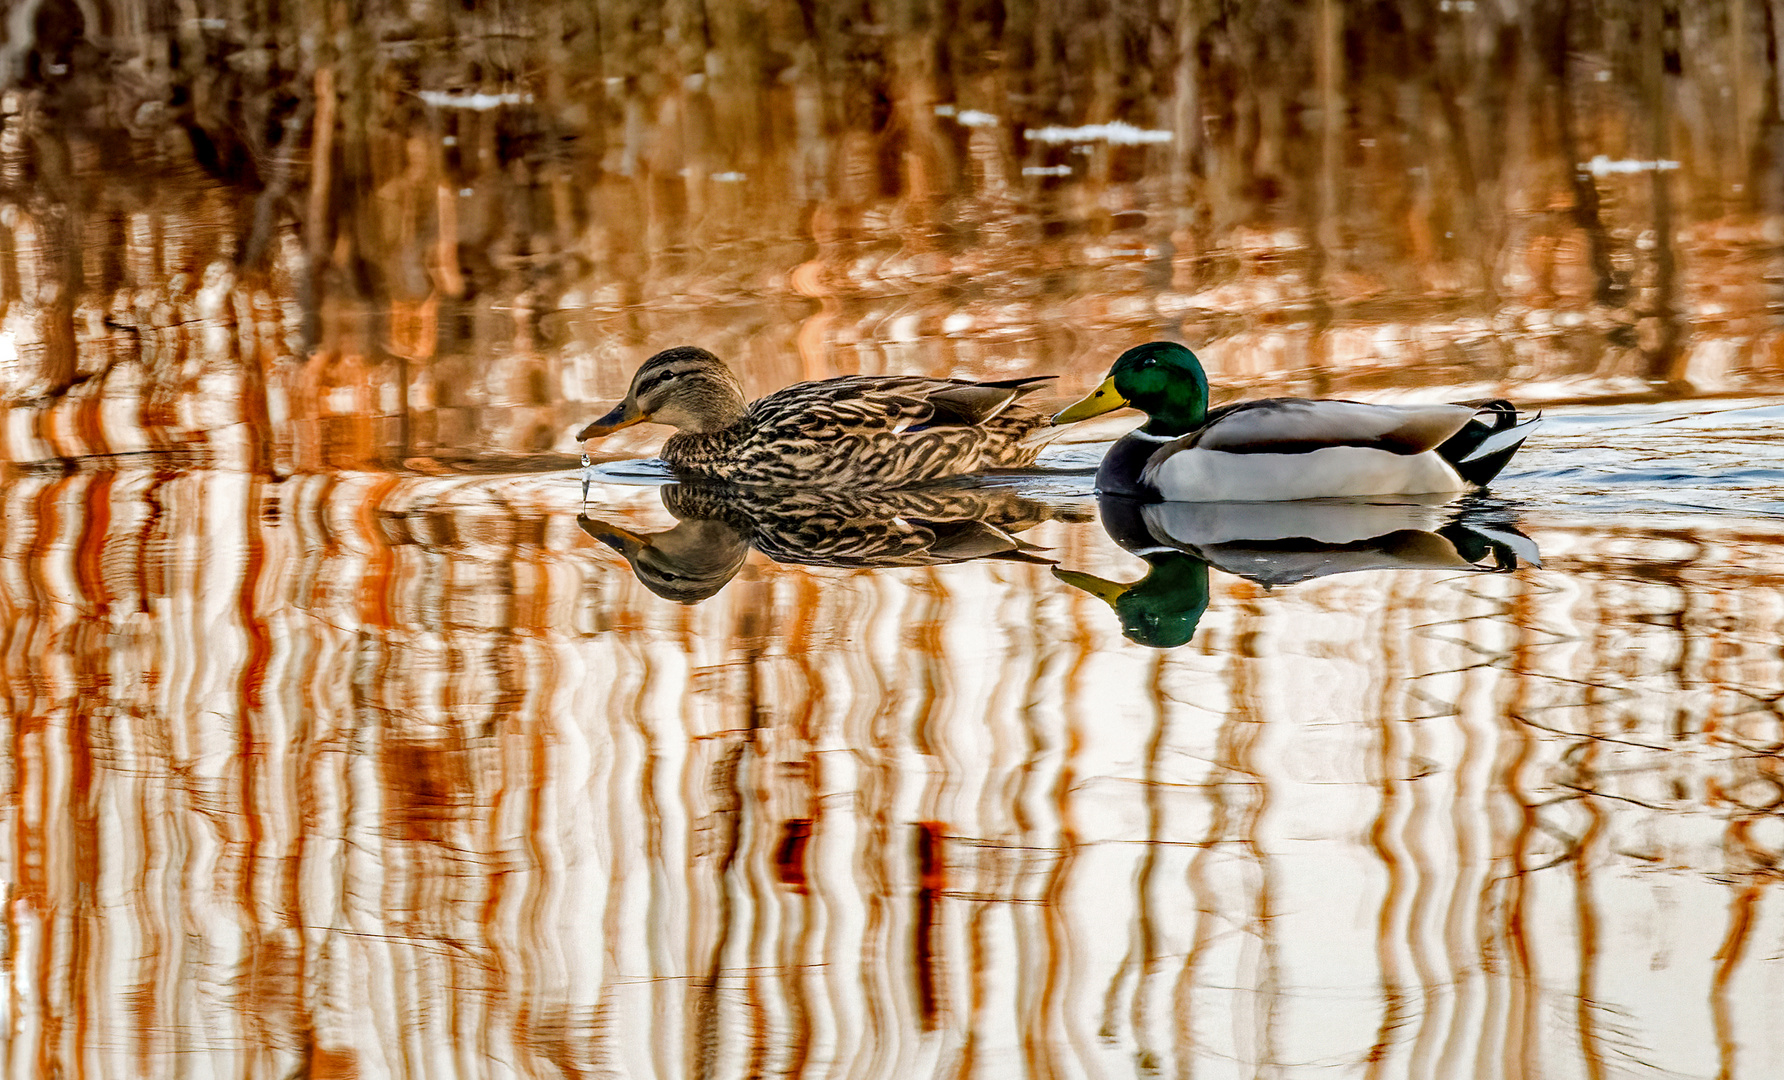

917,375,1056,429
1437,398,1541,487
1436,520,1544,570
1016,421,1076,449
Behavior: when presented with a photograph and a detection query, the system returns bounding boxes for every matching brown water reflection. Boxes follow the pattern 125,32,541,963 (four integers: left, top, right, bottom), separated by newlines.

6,463,1784,1077
6,3,1784,1078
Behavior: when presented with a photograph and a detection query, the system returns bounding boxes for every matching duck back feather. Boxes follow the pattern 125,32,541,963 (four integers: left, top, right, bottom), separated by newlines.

1186,399,1476,455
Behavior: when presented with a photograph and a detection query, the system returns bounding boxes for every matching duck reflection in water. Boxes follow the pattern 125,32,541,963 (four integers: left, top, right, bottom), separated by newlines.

1056,496,1540,648
580,482,1083,603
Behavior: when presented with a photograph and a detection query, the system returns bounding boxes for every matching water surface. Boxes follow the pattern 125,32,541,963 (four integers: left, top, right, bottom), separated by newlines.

5,3,1784,1078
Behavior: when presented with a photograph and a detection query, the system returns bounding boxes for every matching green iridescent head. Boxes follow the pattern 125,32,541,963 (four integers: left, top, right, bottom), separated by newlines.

1053,341,1211,437
1053,554,1211,649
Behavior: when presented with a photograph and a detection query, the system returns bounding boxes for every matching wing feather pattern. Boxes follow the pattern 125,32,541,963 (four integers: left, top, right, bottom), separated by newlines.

673,373,1054,485
1190,399,1477,456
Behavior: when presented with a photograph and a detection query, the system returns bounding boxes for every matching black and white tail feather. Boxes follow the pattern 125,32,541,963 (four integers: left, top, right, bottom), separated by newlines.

1435,399,1541,487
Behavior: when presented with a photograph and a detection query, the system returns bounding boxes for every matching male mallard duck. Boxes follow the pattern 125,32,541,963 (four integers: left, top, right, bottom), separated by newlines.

578,346,1057,487
1055,495,1538,647
1053,341,1539,501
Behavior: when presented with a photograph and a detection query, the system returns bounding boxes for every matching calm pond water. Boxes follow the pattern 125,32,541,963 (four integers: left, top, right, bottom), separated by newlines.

5,3,1784,1078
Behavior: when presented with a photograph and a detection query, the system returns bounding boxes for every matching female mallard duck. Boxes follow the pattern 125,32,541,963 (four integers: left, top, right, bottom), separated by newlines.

1053,341,1539,501
578,346,1056,486
578,481,1073,603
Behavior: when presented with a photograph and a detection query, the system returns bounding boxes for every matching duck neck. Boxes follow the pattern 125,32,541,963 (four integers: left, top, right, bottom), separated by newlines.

1136,370,1208,438
1118,555,1212,648
661,422,750,475
695,395,748,433
1142,414,1201,438
664,383,749,433
1136,553,1211,601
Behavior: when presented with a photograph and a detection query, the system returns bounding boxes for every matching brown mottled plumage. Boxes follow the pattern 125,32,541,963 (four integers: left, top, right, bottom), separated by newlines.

577,346,1055,486
578,481,1090,603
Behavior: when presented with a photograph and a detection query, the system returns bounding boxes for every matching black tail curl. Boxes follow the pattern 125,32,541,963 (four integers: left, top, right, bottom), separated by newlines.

1436,398,1538,487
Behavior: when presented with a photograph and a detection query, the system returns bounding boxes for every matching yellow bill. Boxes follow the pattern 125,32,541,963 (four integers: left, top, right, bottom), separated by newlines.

1051,567,1131,608
1051,376,1129,424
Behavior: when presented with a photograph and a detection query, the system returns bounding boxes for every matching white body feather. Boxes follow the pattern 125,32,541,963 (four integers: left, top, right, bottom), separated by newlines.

1134,499,1536,583
1132,400,1488,502
1141,444,1470,501
1191,400,1475,453
1138,498,1457,547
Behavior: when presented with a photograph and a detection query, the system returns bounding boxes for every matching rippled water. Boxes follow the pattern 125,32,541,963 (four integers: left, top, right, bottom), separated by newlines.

12,431,1784,1078
6,3,1784,1078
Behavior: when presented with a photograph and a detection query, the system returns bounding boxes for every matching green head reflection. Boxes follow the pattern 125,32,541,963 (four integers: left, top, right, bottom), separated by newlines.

1053,554,1211,649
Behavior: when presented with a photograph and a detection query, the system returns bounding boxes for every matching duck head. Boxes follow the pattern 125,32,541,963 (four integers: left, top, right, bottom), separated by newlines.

578,512,751,604
1053,341,1210,436
1053,554,1211,649
577,346,750,439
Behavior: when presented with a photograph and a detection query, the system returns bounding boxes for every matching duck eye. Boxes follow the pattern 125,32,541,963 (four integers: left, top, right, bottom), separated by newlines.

639,369,679,394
